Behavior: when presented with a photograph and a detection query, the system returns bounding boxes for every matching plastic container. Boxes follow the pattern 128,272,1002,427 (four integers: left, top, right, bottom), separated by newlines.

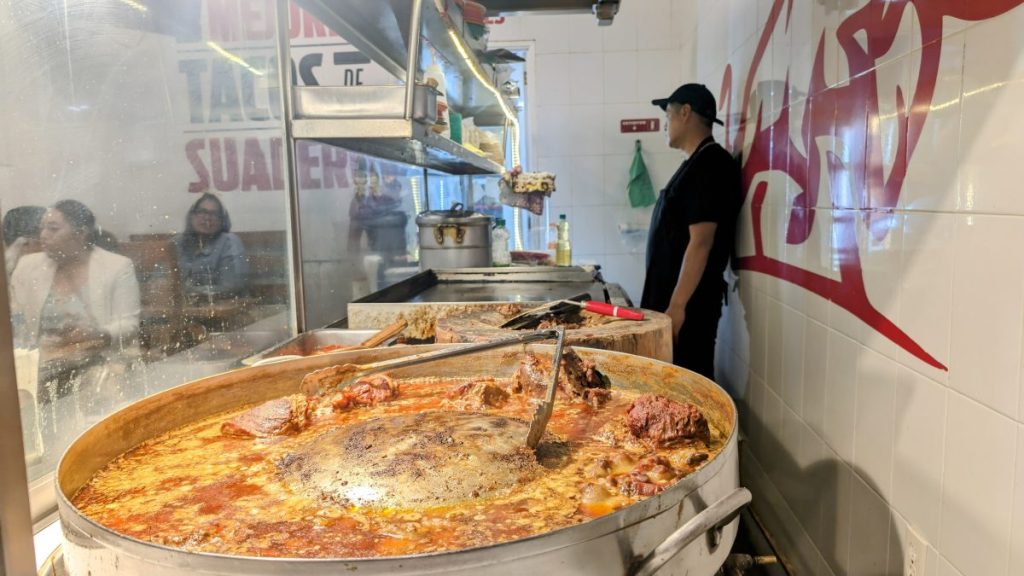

424,59,450,138
491,217,511,266
555,214,571,267
449,110,463,144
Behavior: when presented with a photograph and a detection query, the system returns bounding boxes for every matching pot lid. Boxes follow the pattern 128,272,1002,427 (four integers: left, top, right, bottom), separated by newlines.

416,202,493,225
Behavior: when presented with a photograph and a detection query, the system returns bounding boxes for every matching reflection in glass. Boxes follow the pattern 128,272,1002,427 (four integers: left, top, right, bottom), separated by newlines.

1,1,292,482
299,148,423,327
173,193,249,302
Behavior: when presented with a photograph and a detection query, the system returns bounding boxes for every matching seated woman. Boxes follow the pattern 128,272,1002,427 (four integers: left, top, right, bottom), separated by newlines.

9,200,141,403
172,193,248,301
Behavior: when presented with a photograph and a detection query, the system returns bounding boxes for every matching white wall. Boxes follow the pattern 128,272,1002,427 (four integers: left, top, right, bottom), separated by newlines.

489,0,699,302
509,1,1024,575
704,1,1024,576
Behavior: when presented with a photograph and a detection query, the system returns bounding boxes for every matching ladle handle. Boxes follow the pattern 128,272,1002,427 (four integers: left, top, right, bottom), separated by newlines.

354,329,561,377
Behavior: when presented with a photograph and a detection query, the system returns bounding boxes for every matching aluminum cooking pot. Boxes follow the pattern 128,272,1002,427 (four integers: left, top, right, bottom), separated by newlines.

56,345,747,576
416,202,492,270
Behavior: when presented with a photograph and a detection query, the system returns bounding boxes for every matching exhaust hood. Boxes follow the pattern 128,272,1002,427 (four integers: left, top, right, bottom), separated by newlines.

484,0,621,26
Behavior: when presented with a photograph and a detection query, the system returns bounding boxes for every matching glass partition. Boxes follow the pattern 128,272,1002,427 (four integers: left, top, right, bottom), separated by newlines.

298,148,422,327
0,1,293,485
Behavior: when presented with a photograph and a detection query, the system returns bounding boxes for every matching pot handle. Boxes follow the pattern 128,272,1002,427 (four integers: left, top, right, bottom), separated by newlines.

629,487,752,576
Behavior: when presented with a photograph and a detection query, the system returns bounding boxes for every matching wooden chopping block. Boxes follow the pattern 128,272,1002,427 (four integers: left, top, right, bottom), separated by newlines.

348,302,523,340
435,307,673,363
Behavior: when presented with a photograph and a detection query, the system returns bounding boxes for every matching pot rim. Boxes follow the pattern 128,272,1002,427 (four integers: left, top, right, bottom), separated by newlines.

56,345,738,568
415,210,492,226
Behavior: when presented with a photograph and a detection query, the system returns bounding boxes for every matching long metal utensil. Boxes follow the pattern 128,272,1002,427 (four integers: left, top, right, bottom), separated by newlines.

299,328,561,396
500,293,590,329
525,327,566,449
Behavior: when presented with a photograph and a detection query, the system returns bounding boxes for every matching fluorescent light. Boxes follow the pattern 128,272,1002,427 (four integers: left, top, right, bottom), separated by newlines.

206,41,265,76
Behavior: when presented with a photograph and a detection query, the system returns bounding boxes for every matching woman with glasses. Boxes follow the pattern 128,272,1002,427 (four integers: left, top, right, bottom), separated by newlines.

172,193,248,301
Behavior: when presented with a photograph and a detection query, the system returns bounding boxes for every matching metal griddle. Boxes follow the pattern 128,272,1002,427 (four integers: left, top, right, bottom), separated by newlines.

334,267,632,329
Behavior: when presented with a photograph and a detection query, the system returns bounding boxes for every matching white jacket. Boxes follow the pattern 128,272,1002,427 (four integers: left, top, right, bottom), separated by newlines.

10,247,140,353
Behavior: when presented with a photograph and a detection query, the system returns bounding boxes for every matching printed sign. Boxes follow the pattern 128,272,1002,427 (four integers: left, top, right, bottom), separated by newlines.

620,119,660,133
174,0,396,194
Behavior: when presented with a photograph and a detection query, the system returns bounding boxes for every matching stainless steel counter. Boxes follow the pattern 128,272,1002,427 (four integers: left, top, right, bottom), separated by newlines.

343,266,632,338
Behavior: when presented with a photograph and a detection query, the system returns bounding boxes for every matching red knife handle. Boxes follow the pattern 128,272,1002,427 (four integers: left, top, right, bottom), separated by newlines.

582,301,645,320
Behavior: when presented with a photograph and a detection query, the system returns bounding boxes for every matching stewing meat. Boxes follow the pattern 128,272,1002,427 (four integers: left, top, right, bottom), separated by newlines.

625,394,710,446
220,395,312,437
512,350,611,406
446,378,510,410
329,374,400,410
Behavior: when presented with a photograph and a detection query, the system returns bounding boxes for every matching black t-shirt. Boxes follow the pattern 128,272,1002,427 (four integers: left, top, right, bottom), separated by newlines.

640,136,741,313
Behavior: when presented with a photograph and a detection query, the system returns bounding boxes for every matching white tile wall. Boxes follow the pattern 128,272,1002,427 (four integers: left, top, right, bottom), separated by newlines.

899,33,963,213
847,472,893,576
853,347,897,501
891,366,947,544
949,214,1024,420
803,317,828,437
515,4,1024,574
1010,424,1024,576
780,304,805,416
824,331,858,463
959,8,1024,215
636,0,674,52
534,54,570,107
939,392,1016,576
898,212,954,384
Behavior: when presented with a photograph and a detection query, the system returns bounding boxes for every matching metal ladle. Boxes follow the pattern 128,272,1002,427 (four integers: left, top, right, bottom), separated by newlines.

299,327,566,449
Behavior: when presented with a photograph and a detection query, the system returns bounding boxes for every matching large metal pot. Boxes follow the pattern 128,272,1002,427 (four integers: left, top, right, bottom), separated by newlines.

56,345,746,576
416,203,492,270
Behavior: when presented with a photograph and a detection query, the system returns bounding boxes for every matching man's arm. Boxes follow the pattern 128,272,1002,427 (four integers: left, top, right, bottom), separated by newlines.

666,222,717,340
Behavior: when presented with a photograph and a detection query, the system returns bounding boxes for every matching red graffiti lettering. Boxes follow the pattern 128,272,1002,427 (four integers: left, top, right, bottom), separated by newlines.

727,0,1024,370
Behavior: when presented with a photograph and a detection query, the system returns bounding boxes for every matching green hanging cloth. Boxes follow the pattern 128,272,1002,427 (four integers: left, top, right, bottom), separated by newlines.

627,140,656,208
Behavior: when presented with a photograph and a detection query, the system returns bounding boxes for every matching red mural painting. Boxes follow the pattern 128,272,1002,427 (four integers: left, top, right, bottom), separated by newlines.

724,0,1024,370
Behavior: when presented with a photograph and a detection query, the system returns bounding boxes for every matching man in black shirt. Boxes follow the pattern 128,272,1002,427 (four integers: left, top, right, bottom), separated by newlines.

641,84,741,380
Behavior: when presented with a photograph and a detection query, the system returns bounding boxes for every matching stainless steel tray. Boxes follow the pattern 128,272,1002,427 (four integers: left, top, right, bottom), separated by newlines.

243,329,393,366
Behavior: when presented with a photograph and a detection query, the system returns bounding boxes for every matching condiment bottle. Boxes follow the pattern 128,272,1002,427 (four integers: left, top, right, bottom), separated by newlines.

555,214,571,266
492,217,511,266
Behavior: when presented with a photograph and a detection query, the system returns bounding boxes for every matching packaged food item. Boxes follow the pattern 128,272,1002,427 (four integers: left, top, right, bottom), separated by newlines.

498,167,555,216
424,57,450,138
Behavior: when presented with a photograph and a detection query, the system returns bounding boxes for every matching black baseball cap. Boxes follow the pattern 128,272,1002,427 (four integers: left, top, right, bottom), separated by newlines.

651,83,724,126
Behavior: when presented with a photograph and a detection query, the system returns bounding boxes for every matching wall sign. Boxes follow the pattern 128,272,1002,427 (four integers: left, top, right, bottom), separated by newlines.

620,119,659,133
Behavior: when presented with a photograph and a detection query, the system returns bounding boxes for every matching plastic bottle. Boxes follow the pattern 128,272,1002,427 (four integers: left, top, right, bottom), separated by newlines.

424,57,450,139
555,214,572,267
491,218,511,266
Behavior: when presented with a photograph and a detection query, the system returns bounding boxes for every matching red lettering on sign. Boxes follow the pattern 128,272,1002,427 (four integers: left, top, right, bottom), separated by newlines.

186,137,349,193
726,0,1024,371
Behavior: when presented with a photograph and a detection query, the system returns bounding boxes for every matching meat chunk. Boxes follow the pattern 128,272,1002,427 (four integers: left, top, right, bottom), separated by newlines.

221,395,312,437
299,363,360,396
446,378,510,410
512,350,611,406
615,472,663,497
328,374,400,410
625,394,711,446
496,303,522,317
